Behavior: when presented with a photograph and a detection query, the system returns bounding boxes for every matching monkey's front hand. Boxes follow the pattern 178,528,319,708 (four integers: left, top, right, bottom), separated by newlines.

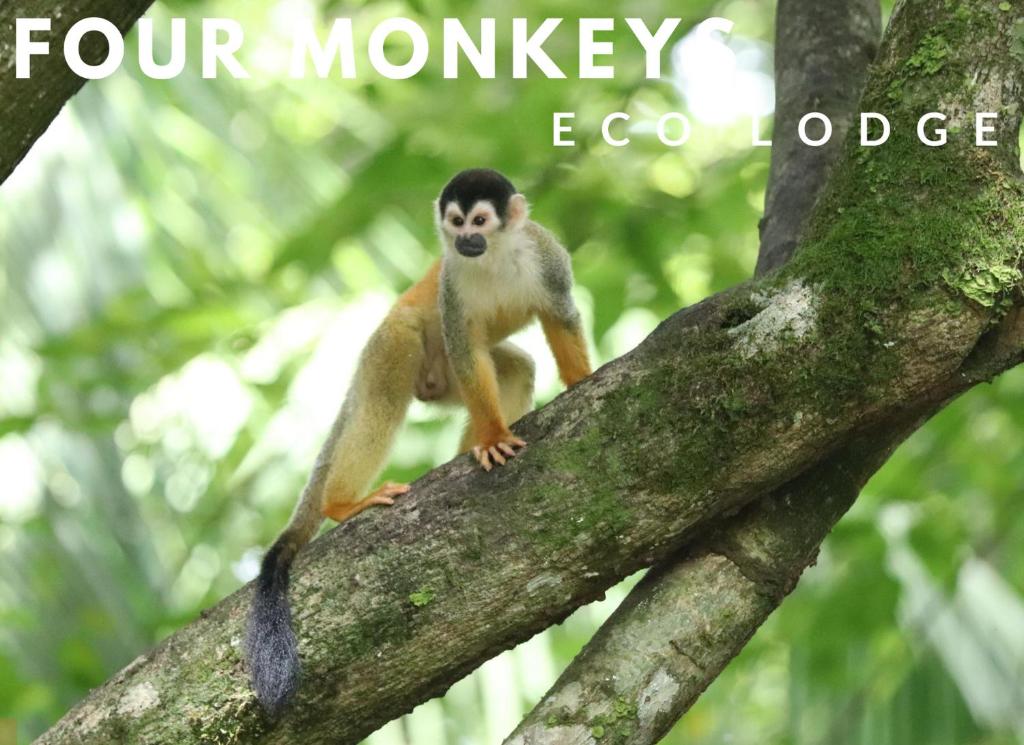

472,433,527,472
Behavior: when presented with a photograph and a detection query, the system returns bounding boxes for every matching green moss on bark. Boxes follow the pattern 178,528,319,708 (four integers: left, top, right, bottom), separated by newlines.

779,0,1024,404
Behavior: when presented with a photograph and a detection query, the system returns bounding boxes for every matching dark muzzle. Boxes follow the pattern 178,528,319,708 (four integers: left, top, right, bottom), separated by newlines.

455,234,487,257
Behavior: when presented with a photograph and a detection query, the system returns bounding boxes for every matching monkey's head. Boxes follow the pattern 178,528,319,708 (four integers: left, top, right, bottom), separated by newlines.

435,169,529,258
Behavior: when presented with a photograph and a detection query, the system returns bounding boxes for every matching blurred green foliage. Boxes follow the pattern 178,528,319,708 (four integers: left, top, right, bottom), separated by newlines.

0,0,1022,743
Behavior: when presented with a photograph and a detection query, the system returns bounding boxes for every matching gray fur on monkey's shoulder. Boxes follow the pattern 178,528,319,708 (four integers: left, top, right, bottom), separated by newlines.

524,221,580,328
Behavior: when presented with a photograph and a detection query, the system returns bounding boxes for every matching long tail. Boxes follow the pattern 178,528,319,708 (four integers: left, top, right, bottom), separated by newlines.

245,510,321,713
245,318,420,711
246,394,354,713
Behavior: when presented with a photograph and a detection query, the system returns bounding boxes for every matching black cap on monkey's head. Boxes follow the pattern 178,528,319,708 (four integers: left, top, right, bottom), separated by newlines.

438,169,517,222
437,169,527,258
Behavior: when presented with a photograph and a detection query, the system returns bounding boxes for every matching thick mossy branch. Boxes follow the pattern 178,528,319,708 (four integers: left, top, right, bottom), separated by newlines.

785,0,1024,403
797,0,1024,295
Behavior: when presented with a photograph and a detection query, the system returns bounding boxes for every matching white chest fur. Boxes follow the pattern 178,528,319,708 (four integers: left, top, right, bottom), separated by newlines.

447,231,547,321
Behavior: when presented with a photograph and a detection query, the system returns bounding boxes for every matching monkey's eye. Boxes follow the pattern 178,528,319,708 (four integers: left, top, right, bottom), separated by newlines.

473,216,486,226
452,217,464,227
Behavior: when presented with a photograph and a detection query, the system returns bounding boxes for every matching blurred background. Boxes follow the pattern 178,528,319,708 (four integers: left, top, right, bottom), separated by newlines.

2,0,1024,743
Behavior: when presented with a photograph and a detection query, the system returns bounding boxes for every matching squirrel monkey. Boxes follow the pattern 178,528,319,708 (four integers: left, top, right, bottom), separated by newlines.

246,168,591,712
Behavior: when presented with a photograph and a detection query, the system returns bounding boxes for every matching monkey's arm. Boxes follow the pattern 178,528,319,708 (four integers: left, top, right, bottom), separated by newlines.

533,227,592,387
440,275,524,470
540,309,591,387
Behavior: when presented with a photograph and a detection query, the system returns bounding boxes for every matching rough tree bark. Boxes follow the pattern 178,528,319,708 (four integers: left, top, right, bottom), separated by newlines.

756,0,883,276
0,1,155,185
28,0,1024,744
506,1,886,741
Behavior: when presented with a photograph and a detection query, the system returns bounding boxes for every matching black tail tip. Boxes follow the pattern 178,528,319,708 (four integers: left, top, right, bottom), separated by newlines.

246,540,300,714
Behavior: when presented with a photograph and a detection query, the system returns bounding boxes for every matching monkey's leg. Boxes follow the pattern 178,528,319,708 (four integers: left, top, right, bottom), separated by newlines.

458,342,535,462
320,309,423,523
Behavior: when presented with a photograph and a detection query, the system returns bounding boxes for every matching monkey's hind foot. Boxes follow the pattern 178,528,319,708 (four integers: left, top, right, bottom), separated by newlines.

367,481,411,503
323,482,410,523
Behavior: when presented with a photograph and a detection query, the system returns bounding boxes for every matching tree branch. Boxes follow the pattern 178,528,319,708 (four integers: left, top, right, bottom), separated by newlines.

40,293,1017,744
507,1,1024,741
0,0,155,185
37,1,1024,743
756,0,883,275
505,411,919,745
507,2,884,740
504,303,1024,745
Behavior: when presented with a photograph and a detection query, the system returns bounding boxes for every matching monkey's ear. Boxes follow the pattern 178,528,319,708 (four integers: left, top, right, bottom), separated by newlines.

432,198,444,227
506,193,529,230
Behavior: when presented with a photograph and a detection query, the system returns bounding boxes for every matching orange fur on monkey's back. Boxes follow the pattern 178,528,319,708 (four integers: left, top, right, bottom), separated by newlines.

397,260,442,309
